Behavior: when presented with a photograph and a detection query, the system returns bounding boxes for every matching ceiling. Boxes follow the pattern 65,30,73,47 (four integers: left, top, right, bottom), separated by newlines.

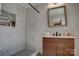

17,3,41,9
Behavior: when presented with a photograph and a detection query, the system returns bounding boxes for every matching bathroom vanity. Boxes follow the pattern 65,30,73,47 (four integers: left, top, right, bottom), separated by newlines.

43,36,75,56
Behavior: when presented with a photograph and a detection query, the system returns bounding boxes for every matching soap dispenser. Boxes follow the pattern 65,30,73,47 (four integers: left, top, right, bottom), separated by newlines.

59,33,61,36
56,31,58,36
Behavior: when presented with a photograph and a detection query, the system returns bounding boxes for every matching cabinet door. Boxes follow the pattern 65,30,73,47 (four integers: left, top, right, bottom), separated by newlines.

57,38,74,56
57,43,68,56
43,38,57,56
43,47,56,56
65,39,74,56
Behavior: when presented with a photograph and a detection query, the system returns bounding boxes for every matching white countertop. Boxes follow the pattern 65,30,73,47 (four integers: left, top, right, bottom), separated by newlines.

43,36,76,38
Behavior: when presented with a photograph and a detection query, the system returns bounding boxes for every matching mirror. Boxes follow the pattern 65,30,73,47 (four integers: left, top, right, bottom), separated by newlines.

48,6,67,27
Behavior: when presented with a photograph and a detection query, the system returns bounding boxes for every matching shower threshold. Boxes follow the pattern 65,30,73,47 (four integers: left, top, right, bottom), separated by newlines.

12,49,41,56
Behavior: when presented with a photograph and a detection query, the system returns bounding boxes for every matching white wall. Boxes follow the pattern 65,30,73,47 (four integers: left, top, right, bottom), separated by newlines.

0,3,26,55
25,3,79,55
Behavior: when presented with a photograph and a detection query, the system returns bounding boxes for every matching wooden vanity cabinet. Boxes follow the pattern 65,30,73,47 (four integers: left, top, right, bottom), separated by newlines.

43,37,75,56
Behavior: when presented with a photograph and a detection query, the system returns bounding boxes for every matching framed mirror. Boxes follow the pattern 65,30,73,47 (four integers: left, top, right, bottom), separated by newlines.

48,6,67,27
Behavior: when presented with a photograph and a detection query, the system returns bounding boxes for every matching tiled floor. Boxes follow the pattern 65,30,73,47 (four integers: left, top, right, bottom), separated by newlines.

12,49,35,56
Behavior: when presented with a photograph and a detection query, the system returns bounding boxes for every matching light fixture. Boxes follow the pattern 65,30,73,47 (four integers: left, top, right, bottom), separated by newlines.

48,3,57,5
48,3,62,5
48,3,64,8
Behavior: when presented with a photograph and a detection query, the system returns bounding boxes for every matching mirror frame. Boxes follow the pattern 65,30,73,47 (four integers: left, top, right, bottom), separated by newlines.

47,6,67,27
